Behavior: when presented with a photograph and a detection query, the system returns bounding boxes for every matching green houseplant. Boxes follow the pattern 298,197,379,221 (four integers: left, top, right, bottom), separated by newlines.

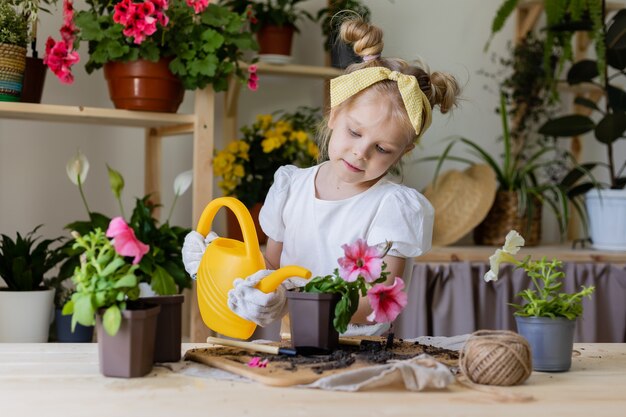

44,0,258,110
484,230,595,371
538,8,626,250
0,1,29,101
63,226,161,377
315,0,371,68
0,225,65,342
221,0,314,57
287,239,407,352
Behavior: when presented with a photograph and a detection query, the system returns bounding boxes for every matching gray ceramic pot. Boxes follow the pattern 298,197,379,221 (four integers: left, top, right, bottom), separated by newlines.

515,316,576,372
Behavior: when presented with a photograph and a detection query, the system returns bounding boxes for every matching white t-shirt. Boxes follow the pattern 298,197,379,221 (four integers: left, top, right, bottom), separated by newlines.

259,164,434,277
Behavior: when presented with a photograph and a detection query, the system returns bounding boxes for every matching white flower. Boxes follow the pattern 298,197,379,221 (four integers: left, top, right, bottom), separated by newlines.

66,150,89,186
503,230,525,254
484,249,516,282
173,170,193,196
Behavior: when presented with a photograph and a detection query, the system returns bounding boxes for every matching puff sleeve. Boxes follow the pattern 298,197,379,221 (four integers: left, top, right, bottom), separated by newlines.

259,165,298,242
368,187,434,258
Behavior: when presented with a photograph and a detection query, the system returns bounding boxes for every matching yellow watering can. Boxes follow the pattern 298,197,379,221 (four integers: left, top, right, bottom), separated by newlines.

195,197,311,340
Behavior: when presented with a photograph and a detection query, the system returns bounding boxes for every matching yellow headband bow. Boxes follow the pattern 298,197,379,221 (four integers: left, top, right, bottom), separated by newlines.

330,67,433,140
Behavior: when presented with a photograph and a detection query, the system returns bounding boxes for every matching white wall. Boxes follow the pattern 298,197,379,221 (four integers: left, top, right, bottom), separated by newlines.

1,0,624,245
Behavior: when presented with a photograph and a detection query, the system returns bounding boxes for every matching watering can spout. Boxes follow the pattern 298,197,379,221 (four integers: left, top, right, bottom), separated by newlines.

195,197,311,340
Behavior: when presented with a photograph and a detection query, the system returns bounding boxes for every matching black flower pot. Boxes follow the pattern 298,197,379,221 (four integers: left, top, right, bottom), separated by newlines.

55,309,94,343
286,291,340,354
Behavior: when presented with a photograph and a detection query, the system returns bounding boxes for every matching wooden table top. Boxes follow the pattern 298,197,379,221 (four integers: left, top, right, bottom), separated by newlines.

0,343,624,416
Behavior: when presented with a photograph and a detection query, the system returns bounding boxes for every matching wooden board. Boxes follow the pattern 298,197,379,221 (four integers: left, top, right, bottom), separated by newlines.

184,337,458,387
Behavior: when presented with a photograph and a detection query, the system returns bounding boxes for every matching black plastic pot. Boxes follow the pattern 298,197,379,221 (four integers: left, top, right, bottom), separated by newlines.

286,291,340,353
55,309,94,343
140,294,184,362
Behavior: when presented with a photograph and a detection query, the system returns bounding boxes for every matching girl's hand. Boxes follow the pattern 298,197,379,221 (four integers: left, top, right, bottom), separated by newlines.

181,231,218,279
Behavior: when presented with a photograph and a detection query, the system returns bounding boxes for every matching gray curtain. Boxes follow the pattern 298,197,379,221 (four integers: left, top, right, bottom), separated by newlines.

394,262,626,342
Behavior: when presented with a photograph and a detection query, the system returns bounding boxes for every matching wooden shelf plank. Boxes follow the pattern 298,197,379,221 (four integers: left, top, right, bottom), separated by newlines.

416,245,626,263
518,0,624,12
240,62,342,78
0,102,195,129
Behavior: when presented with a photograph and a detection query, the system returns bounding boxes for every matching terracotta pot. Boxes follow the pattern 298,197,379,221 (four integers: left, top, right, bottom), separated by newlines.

256,25,295,56
473,190,542,246
226,202,267,245
286,291,340,354
20,57,47,103
96,302,160,378
103,59,184,113
140,294,184,363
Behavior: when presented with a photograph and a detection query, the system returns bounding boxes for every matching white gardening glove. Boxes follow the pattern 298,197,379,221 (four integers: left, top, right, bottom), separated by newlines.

227,270,309,327
182,230,218,279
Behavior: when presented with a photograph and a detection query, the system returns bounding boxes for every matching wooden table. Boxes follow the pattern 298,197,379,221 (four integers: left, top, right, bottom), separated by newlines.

1,343,624,416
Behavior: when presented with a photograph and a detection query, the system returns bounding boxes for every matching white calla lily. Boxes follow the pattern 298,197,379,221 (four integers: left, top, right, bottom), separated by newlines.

503,230,525,254
66,150,90,186
173,170,193,196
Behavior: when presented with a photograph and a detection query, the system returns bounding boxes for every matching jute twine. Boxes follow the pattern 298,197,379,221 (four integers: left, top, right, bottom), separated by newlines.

459,330,532,386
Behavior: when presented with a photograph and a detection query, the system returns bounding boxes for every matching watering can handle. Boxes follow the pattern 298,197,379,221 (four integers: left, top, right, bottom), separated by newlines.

256,265,312,293
196,197,260,260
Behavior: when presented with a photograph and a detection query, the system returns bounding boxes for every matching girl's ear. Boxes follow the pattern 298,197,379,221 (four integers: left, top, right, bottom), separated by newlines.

403,143,415,155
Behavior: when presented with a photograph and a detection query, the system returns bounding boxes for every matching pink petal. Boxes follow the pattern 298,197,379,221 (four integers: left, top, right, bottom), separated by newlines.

366,277,407,323
106,217,130,238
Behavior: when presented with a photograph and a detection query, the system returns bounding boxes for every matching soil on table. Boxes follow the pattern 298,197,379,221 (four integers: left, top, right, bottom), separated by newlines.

185,336,459,377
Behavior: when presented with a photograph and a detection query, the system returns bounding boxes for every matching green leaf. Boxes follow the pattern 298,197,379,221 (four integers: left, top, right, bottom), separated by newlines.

101,257,125,277
73,294,95,327
150,265,177,295
608,85,626,111
573,97,600,112
113,273,138,289
106,164,125,200
595,112,626,144
566,59,598,84
539,115,595,137
103,305,122,336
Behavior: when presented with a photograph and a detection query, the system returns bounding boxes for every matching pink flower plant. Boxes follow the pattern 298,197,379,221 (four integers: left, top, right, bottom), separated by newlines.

301,239,407,333
105,217,150,264
247,64,259,91
247,357,269,368
43,0,80,84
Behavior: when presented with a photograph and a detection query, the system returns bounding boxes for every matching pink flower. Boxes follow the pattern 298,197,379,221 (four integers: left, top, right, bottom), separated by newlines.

186,0,209,14
105,217,150,264
43,37,80,84
337,239,383,283
366,277,408,323
247,356,269,368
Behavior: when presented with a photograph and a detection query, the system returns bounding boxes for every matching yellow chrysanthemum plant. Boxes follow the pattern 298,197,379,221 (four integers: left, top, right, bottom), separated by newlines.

214,106,321,207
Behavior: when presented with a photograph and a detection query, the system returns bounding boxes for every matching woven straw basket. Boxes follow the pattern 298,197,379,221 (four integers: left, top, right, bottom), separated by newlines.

473,190,542,246
0,43,27,101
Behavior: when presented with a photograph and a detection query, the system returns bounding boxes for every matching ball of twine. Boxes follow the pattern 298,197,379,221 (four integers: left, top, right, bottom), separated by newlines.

459,330,532,386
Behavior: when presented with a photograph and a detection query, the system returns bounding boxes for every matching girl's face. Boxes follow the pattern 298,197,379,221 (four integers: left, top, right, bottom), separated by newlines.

326,92,414,189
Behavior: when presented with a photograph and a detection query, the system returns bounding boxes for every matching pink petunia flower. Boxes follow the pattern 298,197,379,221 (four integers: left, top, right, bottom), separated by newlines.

247,356,269,368
337,238,383,283
105,217,150,264
366,277,408,323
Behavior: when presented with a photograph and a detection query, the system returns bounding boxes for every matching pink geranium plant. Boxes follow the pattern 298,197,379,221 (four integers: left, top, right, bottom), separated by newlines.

300,239,408,333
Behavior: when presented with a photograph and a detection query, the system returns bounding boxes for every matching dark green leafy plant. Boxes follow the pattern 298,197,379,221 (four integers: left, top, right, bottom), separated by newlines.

0,2,28,47
50,1,257,91
0,225,64,291
221,0,314,32
62,228,141,336
315,0,370,51
539,9,626,190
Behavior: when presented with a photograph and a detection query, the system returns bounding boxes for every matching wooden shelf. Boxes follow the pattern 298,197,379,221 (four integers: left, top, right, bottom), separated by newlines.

518,0,623,12
239,62,342,78
0,102,194,135
416,245,626,263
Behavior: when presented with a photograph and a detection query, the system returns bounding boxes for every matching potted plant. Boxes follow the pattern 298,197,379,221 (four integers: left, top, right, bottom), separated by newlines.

63,225,160,377
418,92,597,246
484,230,595,371
222,0,314,60
44,0,258,112
213,106,320,243
0,1,29,102
316,0,371,68
0,225,64,342
46,274,95,343
286,239,407,352
63,150,192,361
538,9,626,250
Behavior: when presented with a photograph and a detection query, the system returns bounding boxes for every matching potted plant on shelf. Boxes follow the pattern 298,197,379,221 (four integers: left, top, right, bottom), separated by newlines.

316,0,371,68
418,93,597,246
63,225,160,378
44,0,258,112
286,239,407,352
62,150,192,361
221,0,314,60
0,225,64,342
0,1,29,102
484,230,595,372
213,106,320,244
47,273,95,343
538,9,626,250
